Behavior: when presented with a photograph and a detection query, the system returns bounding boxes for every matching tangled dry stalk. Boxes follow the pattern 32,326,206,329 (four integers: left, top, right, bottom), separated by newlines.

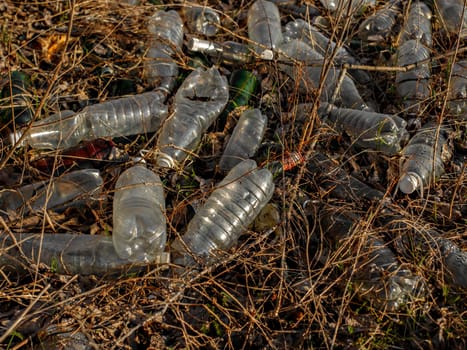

0,0,465,349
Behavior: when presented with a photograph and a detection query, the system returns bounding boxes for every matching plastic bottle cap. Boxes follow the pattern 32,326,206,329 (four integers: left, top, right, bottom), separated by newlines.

260,49,274,60
9,130,25,147
398,173,420,194
187,38,215,53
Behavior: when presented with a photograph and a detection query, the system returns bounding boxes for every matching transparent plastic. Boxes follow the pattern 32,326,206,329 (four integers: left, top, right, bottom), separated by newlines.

447,60,467,117
319,0,375,13
320,103,409,154
219,108,267,173
172,159,274,263
144,10,184,92
156,67,229,168
187,38,255,65
358,1,400,42
398,122,448,194
11,91,168,150
400,1,433,47
278,39,370,110
395,39,431,114
319,207,425,311
283,19,370,83
183,5,220,37
248,0,283,59
0,169,103,217
435,0,467,38
112,164,166,263
0,233,169,276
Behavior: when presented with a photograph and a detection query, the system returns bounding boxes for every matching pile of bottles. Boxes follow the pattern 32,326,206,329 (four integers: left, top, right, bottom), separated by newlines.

0,0,465,314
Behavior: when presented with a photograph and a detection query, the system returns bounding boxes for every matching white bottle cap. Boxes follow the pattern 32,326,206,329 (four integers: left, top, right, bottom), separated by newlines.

398,172,420,194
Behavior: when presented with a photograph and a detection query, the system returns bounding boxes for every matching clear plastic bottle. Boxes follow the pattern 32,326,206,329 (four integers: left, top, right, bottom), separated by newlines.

319,103,409,154
183,5,220,37
172,159,274,263
398,122,449,194
11,91,168,150
358,1,401,42
1,71,34,125
219,108,268,173
435,0,467,38
156,67,229,168
319,206,425,311
319,0,375,13
112,164,166,263
283,19,371,84
144,10,184,92
400,1,433,47
248,0,283,59
187,38,256,65
0,233,169,276
395,39,431,114
447,60,467,118
278,39,370,110
0,168,103,217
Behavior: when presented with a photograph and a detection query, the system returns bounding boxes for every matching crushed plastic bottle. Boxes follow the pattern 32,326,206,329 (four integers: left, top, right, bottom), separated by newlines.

187,38,256,65
377,210,467,288
395,39,431,115
318,206,425,311
183,5,220,37
319,0,375,14
319,103,409,155
0,233,169,277
219,108,267,173
358,1,401,42
172,159,274,263
1,71,34,125
156,66,229,168
11,91,168,150
398,122,450,194
0,168,103,217
144,10,184,92
278,39,370,110
435,0,467,38
306,152,387,203
447,60,467,118
112,164,166,263
248,0,283,59
400,1,433,47
283,19,371,84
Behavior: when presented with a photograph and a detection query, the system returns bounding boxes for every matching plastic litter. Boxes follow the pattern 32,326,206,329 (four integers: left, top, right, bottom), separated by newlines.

1,71,34,126
435,0,467,38
447,60,467,118
183,5,220,37
112,164,166,263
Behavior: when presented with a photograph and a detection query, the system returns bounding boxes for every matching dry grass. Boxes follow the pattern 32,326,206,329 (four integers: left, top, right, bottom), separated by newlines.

0,0,466,349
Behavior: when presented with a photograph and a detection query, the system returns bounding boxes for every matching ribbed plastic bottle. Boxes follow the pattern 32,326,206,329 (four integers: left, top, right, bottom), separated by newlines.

1,71,34,125
219,108,268,173
395,39,431,114
156,66,229,168
319,103,409,154
283,19,371,84
319,0,375,13
183,5,220,37
447,60,467,118
144,10,184,92
187,38,256,65
112,164,166,263
0,168,103,217
435,0,467,38
247,0,283,59
172,159,274,263
398,122,449,194
0,233,170,277
278,39,370,110
319,206,425,311
358,1,401,42
400,1,433,47
10,91,168,150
